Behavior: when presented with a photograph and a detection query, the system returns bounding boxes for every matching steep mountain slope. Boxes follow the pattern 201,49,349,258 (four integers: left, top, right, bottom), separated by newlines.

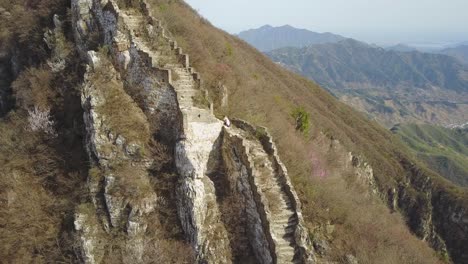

238,25,345,52
0,0,467,263
150,1,468,263
267,39,468,127
391,124,468,187
440,45,468,65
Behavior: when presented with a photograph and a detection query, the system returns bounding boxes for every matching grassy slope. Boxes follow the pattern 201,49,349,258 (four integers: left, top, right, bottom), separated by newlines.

392,124,468,187
149,0,468,262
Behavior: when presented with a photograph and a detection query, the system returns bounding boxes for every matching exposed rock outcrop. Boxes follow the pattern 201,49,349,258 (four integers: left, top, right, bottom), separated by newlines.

78,50,158,262
348,152,468,263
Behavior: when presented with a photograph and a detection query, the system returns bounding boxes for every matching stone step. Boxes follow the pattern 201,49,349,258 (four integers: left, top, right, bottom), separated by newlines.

273,225,295,235
178,93,196,99
239,132,301,260
272,203,295,212
176,87,197,92
272,209,296,218
175,85,194,90
177,95,197,100
277,252,295,260
173,70,190,75
277,248,295,255
175,89,197,94
273,217,298,226
175,76,193,81
174,80,193,85
277,245,295,252
165,63,184,68
272,223,295,232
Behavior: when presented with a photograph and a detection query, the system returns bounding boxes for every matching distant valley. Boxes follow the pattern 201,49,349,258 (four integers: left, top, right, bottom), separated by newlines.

265,38,468,127
237,26,468,127
239,25,468,188
391,123,468,187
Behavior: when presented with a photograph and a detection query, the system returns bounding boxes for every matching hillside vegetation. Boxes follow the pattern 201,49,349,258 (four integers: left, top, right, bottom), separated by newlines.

149,0,467,262
266,38,468,127
0,0,89,261
0,0,466,262
392,124,468,187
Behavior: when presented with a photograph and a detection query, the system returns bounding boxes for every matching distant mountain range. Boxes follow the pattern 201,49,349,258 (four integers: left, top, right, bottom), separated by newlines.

439,45,468,65
239,24,468,192
386,44,418,52
237,25,345,52
384,43,468,65
266,38,468,127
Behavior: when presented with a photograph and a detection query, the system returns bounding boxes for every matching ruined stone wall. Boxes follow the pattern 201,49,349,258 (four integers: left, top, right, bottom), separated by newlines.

222,128,275,263
72,1,315,263
231,119,314,263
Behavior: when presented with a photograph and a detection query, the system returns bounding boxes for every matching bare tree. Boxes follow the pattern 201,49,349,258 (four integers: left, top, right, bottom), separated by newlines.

27,106,57,137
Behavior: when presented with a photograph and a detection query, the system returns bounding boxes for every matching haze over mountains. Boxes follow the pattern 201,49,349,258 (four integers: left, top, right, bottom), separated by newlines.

239,25,468,188
439,45,468,65
238,25,468,127
385,43,468,65
266,38,468,127
237,25,345,52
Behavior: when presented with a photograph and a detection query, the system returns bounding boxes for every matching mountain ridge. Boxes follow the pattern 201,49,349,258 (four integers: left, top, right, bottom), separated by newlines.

237,24,345,51
440,45,468,65
267,38,468,127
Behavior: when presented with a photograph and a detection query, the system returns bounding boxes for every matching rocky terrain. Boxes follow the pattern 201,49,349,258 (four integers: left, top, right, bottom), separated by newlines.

1,0,467,263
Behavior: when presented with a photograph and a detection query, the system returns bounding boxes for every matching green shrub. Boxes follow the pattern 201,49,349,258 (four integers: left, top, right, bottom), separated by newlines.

292,106,310,134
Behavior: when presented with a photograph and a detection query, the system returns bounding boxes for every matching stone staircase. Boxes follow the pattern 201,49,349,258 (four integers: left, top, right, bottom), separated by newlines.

120,10,215,127
230,126,299,263
118,4,232,263
112,1,312,263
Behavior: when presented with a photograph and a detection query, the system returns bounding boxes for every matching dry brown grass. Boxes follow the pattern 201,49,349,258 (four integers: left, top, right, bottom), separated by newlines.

0,112,84,262
12,66,56,111
302,175,443,264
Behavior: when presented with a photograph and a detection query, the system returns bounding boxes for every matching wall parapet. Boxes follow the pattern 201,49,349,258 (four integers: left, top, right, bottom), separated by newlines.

223,128,277,263
231,119,314,263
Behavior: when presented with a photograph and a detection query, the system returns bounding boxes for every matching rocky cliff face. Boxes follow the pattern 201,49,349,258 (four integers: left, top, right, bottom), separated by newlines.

348,152,468,263
71,0,314,263
394,160,468,263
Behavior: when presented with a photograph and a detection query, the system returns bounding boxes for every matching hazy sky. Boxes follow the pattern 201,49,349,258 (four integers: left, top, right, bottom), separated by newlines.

185,0,468,45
